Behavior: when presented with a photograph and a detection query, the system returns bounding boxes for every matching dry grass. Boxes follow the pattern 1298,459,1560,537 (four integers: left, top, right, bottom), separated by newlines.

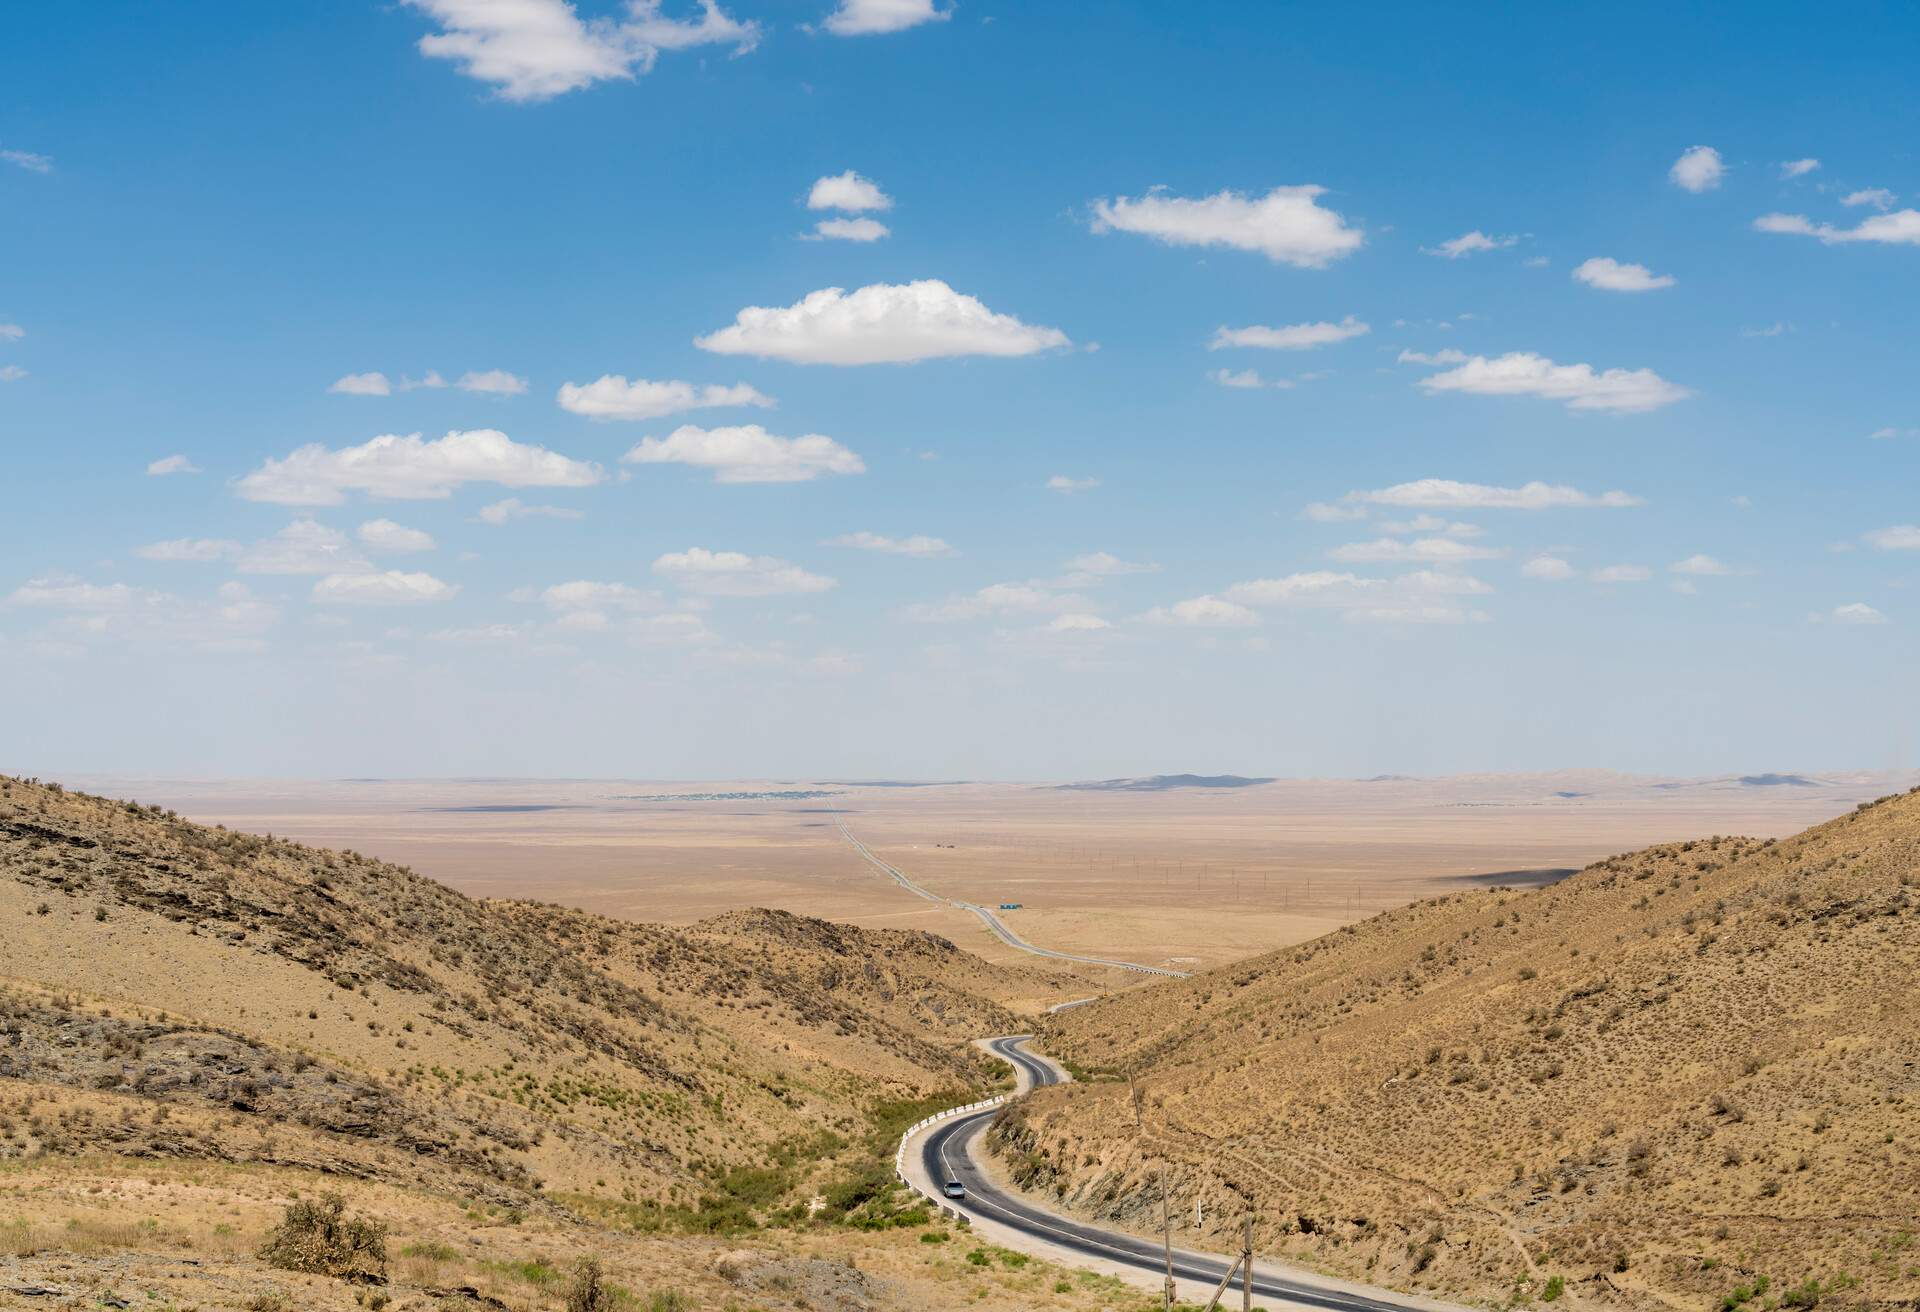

1006,790,1920,1309
0,1154,1187,1311
0,773,1051,1217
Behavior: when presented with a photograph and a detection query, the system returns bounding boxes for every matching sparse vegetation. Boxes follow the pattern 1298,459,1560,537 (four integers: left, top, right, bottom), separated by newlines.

1014,792,1920,1310
258,1192,388,1281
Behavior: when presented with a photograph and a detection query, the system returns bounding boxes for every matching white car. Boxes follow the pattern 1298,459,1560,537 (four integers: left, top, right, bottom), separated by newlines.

943,1179,966,1200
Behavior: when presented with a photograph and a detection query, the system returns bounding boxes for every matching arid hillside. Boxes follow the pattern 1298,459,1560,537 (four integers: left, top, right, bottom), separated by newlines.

0,774,1055,1213
999,788,1920,1310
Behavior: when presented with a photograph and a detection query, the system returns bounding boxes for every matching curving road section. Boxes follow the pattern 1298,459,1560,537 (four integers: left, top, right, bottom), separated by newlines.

918,1037,1445,1312
834,815,1189,978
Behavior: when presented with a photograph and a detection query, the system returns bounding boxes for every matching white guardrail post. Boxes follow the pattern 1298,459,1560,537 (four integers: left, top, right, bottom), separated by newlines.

894,1095,1009,1189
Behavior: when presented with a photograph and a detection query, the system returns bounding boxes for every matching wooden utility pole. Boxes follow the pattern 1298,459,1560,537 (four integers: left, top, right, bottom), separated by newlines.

1162,1178,1175,1311
1199,1214,1257,1312
1242,1215,1254,1312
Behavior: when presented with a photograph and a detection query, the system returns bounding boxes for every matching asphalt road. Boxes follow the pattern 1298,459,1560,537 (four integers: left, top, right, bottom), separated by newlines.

923,1037,1429,1312
834,816,1189,977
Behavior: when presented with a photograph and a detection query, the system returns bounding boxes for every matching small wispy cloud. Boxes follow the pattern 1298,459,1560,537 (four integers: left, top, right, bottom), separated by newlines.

1,148,52,174
1423,230,1518,258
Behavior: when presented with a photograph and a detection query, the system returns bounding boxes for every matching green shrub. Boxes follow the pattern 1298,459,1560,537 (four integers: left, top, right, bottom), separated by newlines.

1542,1275,1565,1302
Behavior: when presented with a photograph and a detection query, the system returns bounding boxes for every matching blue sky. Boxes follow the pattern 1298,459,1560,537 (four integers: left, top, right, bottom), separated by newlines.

2,1,1917,779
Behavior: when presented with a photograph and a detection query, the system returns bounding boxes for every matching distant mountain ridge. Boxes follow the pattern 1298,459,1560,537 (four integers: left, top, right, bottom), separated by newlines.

1052,773,1275,792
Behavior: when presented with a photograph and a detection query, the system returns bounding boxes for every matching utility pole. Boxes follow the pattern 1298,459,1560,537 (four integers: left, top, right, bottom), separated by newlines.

1242,1215,1253,1312
1162,1177,1176,1312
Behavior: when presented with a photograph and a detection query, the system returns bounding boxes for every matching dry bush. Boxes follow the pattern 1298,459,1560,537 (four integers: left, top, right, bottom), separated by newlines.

258,1192,387,1281
565,1255,611,1312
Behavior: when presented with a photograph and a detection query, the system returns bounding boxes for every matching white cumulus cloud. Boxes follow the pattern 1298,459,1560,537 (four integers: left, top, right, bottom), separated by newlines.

827,531,954,557
1048,613,1112,633
1521,556,1573,580
1223,572,1380,607
312,570,458,606
809,217,890,242
1590,564,1651,583
1572,257,1676,292
806,170,892,211
1208,367,1286,389
1669,145,1725,193
1842,188,1896,210
1218,567,1493,624
330,372,392,396
1058,552,1158,583
8,578,139,611
529,580,665,614
146,454,201,477
456,368,528,395
235,520,369,576
1830,602,1886,625
1089,186,1363,268
557,375,774,421
1210,315,1368,351
621,423,864,483
652,547,835,596
822,0,949,35
695,280,1068,365
1753,209,1920,247
1865,525,1920,551
1046,475,1099,494
7,577,278,653
1140,595,1260,627
407,0,759,102
1345,479,1644,510
1328,537,1503,564
359,519,437,553
1415,351,1690,413
236,429,603,505
1669,553,1732,576
1779,158,1820,178
1375,515,1481,538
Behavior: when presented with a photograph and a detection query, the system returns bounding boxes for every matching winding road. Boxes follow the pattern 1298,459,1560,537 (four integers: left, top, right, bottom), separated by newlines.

834,815,1190,977
919,1037,1441,1312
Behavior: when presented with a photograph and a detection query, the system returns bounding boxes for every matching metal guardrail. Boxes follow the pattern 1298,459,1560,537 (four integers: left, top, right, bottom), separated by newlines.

893,1094,1010,1187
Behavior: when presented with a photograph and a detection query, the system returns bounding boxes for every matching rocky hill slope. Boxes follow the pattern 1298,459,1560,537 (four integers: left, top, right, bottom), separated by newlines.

998,788,1920,1310
0,774,1050,1215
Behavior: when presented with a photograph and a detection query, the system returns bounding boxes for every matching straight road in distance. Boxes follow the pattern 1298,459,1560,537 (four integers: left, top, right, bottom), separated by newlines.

834,815,1189,977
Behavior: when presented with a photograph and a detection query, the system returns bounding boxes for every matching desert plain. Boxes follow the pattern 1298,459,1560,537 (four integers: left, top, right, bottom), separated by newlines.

65,768,1918,980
